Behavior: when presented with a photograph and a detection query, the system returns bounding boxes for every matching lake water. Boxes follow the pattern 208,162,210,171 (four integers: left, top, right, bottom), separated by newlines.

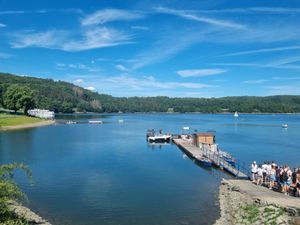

1,114,300,225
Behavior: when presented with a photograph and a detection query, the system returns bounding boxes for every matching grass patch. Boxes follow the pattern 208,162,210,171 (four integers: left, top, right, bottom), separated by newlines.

0,114,42,127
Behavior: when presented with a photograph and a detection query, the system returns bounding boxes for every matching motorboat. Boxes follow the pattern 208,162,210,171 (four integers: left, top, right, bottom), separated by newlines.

88,120,103,124
282,124,288,128
148,134,171,143
118,119,124,123
66,120,77,124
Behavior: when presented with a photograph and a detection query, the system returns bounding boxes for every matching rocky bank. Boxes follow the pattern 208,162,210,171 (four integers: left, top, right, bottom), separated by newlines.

8,201,52,225
214,179,300,225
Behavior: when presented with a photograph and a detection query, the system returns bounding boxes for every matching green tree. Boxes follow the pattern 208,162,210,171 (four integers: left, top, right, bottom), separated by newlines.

3,85,36,114
0,163,32,224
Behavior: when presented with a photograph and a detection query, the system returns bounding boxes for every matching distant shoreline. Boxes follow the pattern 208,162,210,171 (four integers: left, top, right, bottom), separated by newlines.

0,120,55,131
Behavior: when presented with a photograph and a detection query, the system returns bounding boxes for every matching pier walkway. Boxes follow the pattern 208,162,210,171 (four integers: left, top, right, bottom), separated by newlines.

173,138,248,179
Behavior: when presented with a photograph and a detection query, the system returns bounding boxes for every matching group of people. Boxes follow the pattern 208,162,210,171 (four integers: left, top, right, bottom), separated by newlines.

251,161,300,197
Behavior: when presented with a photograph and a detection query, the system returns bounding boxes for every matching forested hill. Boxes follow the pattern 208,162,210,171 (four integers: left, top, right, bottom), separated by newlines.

1,72,300,113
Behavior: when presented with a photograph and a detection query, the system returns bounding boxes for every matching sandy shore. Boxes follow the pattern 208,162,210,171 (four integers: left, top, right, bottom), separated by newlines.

214,179,300,225
0,120,55,131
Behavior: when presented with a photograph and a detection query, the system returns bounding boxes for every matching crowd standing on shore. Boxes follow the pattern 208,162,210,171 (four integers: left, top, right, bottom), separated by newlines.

251,161,300,197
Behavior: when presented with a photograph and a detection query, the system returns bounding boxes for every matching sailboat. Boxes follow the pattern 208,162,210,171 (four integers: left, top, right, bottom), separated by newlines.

234,112,239,117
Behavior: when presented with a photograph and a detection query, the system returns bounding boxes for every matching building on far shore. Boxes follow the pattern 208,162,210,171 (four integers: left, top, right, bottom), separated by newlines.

27,109,55,119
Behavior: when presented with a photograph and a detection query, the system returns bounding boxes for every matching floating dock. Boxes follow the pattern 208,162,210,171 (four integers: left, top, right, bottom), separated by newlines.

173,138,248,179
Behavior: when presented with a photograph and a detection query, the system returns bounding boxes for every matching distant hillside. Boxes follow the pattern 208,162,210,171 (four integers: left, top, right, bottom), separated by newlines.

1,72,300,113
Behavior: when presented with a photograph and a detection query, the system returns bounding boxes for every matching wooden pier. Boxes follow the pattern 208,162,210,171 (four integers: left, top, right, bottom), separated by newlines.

173,138,249,179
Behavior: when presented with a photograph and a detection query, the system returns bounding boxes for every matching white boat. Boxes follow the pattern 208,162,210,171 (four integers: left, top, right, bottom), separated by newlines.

234,112,239,117
118,119,124,123
148,134,171,143
88,120,103,124
282,124,288,128
66,120,77,124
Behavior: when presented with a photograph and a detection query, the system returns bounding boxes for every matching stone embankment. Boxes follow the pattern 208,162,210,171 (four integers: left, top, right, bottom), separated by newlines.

214,179,300,225
8,201,52,225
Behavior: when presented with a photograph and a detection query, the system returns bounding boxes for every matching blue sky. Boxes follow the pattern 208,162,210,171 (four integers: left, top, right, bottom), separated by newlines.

1,0,300,97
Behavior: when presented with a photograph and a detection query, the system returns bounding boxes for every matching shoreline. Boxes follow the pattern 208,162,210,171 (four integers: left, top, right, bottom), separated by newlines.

8,201,52,225
214,179,300,225
0,120,55,131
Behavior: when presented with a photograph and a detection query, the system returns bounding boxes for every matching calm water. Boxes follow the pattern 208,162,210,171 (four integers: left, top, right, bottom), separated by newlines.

1,114,300,225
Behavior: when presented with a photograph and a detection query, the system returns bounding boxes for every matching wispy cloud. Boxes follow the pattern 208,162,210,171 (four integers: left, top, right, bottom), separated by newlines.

11,27,133,51
0,8,83,15
242,79,268,84
222,46,300,57
212,55,300,70
177,69,226,77
0,23,6,28
131,28,210,69
74,79,84,83
82,74,217,96
155,7,246,29
185,7,300,14
63,27,133,51
131,25,149,31
272,76,300,80
56,63,98,72
0,53,12,59
265,82,300,95
115,64,130,72
81,9,144,26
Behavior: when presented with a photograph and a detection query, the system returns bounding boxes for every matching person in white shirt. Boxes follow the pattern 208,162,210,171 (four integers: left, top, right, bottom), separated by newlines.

262,162,268,184
257,165,263,185
251,161,258,184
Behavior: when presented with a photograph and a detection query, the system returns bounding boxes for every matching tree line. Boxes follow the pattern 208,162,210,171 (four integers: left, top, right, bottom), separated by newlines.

1,72,300,114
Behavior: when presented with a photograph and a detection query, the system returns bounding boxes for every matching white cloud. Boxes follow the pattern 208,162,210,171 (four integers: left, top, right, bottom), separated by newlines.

222,46,300,57
81,9,144,26
186,7,300,14
74,79,84,83
11,29,69,49
57,63,98,72
131,28,209,70
155,7,246,29
131,26,149,30
177,69,226,77
242,79,268,84
115,64,130,72
85,86,96,91
94,75,216,93
11,27,133,51
0,23,6,28
0,9,83,15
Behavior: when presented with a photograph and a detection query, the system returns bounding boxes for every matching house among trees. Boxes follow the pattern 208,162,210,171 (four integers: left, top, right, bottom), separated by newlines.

27,109,55,119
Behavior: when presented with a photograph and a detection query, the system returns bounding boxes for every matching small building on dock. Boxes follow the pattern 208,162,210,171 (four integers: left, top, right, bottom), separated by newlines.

193,132,215,146
193,132,218,153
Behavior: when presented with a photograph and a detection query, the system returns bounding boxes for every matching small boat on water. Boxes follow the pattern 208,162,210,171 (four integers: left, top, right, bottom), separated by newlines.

88,120,103,124
118,119,124,123
195,156,212,167
148,134,171,143
66,120,77,124
234,112,239,117
146,129,171,143
282,124,288,128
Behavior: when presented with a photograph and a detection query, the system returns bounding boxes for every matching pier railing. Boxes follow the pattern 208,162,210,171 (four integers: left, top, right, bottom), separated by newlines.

202,145,249,178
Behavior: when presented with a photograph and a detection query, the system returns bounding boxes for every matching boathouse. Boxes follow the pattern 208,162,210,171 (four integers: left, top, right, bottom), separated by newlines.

193,132,215,147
